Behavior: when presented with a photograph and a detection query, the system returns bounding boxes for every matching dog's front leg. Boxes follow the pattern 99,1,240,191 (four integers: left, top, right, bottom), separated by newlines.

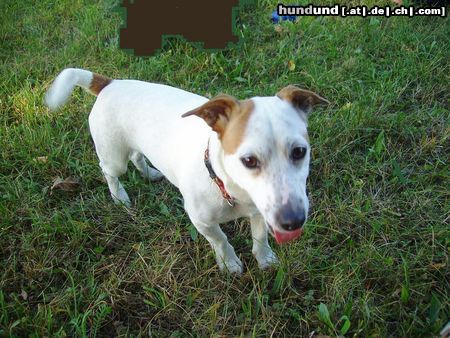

191,219,243,274
250,214,278,269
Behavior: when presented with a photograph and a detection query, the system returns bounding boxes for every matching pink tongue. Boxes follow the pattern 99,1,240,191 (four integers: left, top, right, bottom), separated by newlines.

274,228,303,245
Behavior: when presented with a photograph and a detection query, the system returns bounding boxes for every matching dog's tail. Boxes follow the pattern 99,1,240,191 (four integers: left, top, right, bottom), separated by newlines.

45,68,112,111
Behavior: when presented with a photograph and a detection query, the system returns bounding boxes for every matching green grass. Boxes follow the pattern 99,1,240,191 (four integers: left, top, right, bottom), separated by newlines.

1,0,449,336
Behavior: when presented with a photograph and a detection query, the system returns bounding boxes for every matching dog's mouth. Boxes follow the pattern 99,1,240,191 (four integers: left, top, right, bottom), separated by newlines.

267,224,303,245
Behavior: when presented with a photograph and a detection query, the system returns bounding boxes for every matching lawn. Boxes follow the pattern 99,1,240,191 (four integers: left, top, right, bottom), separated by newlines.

0,0,448,336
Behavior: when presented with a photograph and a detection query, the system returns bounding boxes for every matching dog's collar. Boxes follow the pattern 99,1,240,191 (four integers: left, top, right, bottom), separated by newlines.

204,140,236,207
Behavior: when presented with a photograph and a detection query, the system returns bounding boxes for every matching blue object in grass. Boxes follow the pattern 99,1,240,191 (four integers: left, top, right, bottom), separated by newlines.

271,10,297,23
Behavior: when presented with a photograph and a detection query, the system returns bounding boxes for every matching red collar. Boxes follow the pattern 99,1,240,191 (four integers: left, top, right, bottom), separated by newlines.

204,141,236,207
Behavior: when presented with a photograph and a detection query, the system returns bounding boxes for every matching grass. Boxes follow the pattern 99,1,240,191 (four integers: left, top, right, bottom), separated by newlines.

0,0,448,336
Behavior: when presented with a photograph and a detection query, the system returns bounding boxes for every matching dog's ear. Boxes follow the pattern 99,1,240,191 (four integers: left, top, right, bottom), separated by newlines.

277,85,329,115
182,94,240,136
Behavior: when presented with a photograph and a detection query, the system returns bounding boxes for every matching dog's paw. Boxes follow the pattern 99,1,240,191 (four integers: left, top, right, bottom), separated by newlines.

112,196,131,208
217,256,243,274
255,250,279,270
146,167,164,182
112,188,131,207
224,258,244,274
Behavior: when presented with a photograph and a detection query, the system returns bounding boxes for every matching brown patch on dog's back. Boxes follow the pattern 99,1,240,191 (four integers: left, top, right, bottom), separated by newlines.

89,73,111,96
222,99,254,154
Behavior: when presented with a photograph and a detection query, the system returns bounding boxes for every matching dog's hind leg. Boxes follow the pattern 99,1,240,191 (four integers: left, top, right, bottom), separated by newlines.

130,152,164,181
99,161,131,207
89,107,133,207
104,173,131,207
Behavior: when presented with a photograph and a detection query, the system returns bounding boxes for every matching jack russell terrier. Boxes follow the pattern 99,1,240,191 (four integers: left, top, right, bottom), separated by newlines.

45,68,329,273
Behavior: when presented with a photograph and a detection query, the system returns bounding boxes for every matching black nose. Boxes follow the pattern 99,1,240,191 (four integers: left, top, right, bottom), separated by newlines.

277,205,306,231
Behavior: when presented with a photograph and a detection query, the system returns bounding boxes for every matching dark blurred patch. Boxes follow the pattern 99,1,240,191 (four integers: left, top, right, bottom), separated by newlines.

120,0,254,56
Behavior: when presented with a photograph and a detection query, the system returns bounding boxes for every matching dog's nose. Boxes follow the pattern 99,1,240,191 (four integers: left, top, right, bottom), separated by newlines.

277,206,306,231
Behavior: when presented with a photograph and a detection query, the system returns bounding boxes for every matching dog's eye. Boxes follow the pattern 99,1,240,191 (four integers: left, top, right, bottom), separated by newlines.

241,156,260,169
291,147,307,161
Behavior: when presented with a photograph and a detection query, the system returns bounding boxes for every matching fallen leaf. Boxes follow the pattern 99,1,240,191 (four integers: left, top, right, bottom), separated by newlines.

288,59,296,71
430,262,446,269
21,290,28,300
34,156,48,163
51,176,80,193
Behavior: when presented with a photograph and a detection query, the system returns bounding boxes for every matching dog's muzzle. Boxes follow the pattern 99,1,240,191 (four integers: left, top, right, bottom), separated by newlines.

268,204,306,245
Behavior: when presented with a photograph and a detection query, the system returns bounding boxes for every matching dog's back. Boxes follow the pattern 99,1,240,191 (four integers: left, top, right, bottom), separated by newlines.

45,68,210,188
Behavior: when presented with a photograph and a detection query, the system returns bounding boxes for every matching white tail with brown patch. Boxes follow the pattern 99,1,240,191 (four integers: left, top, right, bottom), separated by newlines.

45,68,111,111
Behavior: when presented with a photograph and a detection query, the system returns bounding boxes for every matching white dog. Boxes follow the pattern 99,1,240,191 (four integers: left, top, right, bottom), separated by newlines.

45,68,328,273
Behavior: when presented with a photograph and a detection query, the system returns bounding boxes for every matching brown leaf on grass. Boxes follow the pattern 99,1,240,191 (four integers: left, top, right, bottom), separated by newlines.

288,59,296,71
50,176,81,193
274,25,284,33
430,262,446,270
33,156,48,163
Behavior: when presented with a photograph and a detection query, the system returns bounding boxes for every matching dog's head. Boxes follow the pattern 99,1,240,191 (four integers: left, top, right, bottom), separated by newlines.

183,85,329,244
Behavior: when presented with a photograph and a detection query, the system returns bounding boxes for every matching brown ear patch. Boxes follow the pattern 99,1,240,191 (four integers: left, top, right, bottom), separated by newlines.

182,95,254,154
89,73,112,96
182,94,239,135
277,85,329,114
221,99,254,154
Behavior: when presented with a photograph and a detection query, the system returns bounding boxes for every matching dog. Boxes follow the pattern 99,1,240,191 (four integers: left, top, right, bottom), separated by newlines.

45,68,329,273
